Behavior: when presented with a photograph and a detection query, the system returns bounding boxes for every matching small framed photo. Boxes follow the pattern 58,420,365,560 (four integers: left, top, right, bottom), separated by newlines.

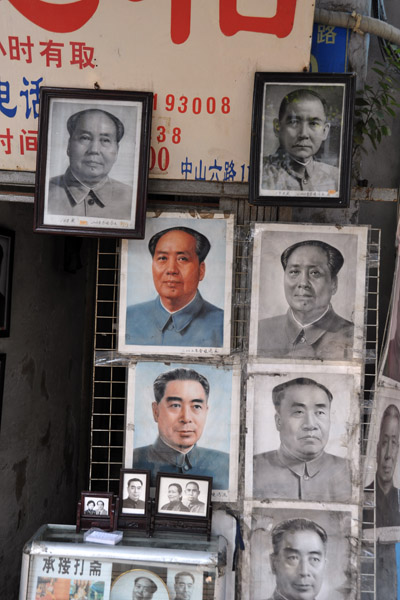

34,87,153,238
81,491,113,518
249,72,355,208
0,228,15,337
155,474,212,519
119,469,150,516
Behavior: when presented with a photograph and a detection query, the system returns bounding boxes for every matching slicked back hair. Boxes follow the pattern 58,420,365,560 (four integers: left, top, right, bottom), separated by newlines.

272,377,332,410
148,227,211,263
175,571,195,584
281,239,344,278
278,88,328,122
127,478,143,487
153,368,210,404
67,108,125,143
271,518,328,555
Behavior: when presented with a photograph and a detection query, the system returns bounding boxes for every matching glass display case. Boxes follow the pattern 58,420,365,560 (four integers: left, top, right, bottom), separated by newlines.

19,524,227,600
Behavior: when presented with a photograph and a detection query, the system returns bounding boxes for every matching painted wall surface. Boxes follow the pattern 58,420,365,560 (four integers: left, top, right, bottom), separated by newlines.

0,202,95,598
0,0,315,181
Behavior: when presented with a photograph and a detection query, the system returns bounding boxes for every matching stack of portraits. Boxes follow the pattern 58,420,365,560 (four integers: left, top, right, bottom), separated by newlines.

243,223,369,600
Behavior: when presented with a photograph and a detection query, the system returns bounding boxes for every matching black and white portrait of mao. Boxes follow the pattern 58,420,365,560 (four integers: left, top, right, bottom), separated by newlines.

257,240,354,359
132,577,157,600
262,88,339,193
48,108,133,219
125,227,224,347
132,367,229,489
264,518,327,600
253,377,351,502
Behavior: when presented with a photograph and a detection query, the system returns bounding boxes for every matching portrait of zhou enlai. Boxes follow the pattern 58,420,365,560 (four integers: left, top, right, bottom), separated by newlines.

264,518,328,600
257,239,354,360
122,476,146,513
131,367,229,489
125,227,224,348
261,87,340,195
47,108,133,219
253,377,352,502
173,571,195,600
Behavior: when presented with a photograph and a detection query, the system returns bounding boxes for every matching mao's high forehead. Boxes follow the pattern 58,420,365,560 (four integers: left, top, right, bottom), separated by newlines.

286,245,329,268
154,230,197,254
73,111,118,138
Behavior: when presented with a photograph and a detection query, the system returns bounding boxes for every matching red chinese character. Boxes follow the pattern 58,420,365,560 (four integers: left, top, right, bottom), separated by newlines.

0,42,6,57
0,129,13,155
9,36,34,63
39,40,64,68
219,0,297,39
19,129,37,155
8,0,99,33
70,42,95,69
170,0,191,45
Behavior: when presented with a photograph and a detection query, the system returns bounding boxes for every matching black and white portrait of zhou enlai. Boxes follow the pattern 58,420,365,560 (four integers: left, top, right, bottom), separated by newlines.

261,86,341,195
253,377,351,502
121,475,146,514
47,107,134,220
263,518,328,600
257,239,354,360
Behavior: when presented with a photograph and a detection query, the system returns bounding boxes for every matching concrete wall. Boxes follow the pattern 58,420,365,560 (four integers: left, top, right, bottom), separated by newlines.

0,201,96,598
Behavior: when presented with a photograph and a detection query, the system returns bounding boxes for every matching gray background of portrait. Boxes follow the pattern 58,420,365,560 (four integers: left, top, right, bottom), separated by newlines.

46,98,139,186
249,506,355,600
129,361,233,454
257,229,358,322
125,215,227,309
261,83,345,166
251,370,359,458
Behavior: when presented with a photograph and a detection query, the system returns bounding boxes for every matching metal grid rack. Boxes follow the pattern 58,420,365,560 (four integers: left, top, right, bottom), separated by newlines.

89,202,380,598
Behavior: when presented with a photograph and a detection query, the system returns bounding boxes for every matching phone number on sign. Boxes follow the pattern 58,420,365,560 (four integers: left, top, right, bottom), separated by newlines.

153,94,231,115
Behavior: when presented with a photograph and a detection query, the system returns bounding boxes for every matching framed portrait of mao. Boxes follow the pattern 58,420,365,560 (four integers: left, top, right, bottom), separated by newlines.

34,87,152,238
248,222,369,363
